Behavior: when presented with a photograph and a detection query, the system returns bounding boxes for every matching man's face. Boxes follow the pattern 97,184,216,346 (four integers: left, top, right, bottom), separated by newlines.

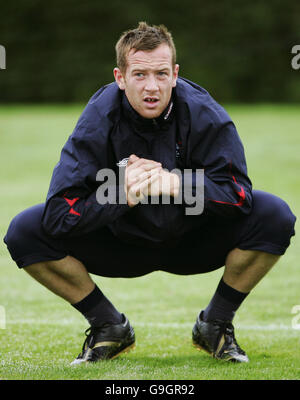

114,44,179,119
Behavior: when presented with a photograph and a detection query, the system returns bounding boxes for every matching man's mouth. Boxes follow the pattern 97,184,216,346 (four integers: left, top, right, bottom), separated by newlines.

143,97,160,110
144,97,159,103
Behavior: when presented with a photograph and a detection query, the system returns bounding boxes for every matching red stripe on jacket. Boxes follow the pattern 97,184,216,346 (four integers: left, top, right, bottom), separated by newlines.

63,197,81,216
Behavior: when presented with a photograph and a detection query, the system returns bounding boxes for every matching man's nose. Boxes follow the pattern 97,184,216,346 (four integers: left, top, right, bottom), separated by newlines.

145,75,159,91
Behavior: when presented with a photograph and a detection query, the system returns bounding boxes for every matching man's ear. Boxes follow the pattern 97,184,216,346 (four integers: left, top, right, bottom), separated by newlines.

172,64,180,87
114,68,125,90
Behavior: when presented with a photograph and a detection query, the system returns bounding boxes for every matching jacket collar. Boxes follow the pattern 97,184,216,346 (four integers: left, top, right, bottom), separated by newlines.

121,92,175,134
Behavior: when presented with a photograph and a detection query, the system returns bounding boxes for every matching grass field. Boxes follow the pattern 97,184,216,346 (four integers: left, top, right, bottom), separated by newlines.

0,104,299,380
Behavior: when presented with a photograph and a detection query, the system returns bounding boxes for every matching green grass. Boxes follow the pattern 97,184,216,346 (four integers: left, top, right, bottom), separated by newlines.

0,104,299,380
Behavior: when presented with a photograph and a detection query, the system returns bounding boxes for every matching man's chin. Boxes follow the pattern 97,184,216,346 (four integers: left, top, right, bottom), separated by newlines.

139,108,162,119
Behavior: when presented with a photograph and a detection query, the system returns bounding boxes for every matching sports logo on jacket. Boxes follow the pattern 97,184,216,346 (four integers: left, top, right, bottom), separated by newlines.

116,157,129,167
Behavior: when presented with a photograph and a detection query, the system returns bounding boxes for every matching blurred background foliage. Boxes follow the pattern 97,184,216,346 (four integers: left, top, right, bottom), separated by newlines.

0,0,299,103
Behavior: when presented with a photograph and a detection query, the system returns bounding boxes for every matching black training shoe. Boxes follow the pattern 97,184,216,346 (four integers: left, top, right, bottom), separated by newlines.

71,314,135,365
192,311,249,363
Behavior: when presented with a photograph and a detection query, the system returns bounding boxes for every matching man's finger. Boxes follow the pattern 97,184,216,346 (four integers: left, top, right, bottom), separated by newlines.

127,154,140,166
126,157,161,172
135,166,162,183
138,171,161,195
126,166,161,189
129,171,159,195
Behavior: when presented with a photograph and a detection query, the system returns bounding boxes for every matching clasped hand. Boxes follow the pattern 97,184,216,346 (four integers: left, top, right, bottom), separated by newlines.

125,154,180,207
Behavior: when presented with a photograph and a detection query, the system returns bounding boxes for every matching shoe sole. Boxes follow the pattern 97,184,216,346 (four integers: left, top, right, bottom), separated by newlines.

110,342,136,360
71,341,136,365
193,341,239,362
192,342,214,357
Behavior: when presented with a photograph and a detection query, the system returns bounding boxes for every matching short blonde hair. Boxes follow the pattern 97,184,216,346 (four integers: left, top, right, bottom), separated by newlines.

115,21,176,72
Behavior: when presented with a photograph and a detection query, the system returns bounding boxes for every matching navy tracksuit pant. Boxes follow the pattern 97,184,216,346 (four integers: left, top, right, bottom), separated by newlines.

3,190,296,278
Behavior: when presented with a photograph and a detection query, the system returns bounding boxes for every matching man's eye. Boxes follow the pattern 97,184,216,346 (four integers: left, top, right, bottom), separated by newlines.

135,73,144,77
158,71,167,76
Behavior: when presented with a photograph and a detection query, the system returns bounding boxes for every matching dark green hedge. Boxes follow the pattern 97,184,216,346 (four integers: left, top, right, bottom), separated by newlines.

0,0,299,103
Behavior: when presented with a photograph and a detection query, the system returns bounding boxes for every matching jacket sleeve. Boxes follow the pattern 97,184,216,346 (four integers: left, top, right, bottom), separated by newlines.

42,185,130,237
182,120,253,218
42,87,131,238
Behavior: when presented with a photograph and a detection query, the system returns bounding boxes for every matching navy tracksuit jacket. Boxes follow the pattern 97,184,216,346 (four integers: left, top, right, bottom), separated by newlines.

42,77,253,248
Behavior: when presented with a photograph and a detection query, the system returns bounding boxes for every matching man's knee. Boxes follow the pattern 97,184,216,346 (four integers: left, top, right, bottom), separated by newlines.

247,190,296,251
253,190,296,233
4,204,43,256
3,203,66,268
236,191,296,256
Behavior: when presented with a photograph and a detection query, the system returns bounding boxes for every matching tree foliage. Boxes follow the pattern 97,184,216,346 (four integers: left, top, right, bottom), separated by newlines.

0,0,299,102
